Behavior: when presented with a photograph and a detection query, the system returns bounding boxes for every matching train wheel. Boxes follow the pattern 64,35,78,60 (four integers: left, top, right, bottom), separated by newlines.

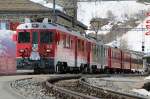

91,65,97,74
80,64,84,73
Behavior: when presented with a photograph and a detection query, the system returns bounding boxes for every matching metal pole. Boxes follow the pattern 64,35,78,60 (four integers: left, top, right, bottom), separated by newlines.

53,0,56,23
142,10,145,53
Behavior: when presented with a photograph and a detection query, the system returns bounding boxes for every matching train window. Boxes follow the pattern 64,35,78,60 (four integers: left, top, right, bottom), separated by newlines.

32,32,38,44
66,36,71,48
40,31,53,43
97,46,99,56
18,32,30,43
94,45,97,55
105,48,107,56
103,48,105,56
95,45,97,55
64,35,71,48
78,40,82,50
82,41,84,52
71,39,73,48
101,46,103,57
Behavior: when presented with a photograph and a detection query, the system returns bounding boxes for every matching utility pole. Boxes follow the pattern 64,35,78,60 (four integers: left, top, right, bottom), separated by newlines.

72,0,77,27
53,0,56,23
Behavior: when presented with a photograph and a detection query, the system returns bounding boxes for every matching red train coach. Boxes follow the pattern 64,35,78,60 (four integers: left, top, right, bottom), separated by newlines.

13,19,93,73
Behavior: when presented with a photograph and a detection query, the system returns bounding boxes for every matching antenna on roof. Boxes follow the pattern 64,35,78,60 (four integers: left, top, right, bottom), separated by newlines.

43,18,48,23
25,18,31,23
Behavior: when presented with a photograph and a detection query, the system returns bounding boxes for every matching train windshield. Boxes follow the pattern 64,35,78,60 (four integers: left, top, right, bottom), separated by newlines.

32,32,38,44
18,32,30,43
40,31,53,43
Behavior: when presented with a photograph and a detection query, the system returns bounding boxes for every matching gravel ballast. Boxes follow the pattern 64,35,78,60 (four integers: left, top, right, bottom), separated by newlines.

10,78,56,99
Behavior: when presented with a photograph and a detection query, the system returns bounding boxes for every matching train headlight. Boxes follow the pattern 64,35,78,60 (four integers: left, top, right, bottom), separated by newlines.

19,49,25,53
46,49,51,53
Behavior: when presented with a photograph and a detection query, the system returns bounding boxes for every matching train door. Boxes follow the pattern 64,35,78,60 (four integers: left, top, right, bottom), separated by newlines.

30,30,40,61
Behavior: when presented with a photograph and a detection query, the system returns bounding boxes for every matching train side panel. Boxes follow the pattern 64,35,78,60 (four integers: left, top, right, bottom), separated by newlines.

55,30,76,67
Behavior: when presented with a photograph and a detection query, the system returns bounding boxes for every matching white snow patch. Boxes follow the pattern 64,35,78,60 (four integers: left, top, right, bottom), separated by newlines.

132,89,150,96
145,76,150,80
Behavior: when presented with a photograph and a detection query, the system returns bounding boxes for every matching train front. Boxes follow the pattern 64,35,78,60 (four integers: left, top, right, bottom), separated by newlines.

14,22,56,73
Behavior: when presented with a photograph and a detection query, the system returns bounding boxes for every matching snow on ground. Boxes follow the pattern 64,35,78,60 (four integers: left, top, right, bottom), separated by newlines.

131,76,150,97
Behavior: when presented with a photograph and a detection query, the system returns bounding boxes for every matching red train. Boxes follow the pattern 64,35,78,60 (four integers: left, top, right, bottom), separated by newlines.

13,19,143,74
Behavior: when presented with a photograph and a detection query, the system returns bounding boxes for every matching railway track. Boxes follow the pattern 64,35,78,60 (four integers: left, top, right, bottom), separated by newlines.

9,74,149,99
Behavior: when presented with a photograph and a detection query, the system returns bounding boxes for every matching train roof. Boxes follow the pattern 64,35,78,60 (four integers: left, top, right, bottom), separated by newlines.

17,22,103,45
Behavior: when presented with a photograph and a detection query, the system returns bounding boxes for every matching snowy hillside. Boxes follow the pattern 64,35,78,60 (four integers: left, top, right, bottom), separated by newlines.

78,1,150,27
